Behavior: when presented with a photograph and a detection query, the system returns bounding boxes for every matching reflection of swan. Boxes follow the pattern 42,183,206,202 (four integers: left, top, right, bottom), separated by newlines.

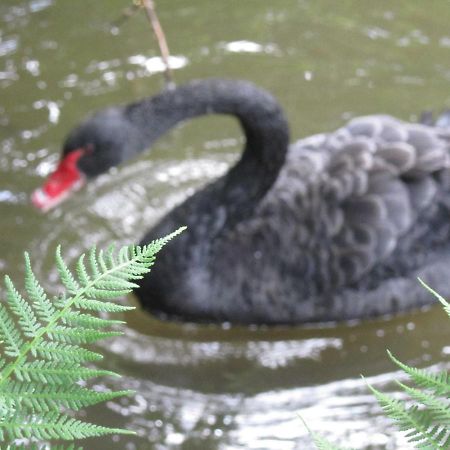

32,79,450,324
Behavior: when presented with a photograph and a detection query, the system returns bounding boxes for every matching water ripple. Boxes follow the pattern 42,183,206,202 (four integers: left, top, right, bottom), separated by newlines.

0,38,18,57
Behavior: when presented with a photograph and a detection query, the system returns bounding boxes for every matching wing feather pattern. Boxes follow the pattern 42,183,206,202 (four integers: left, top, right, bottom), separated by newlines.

293,115,450,287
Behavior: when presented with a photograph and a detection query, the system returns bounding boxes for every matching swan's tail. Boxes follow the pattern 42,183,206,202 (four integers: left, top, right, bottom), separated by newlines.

419,110,450,128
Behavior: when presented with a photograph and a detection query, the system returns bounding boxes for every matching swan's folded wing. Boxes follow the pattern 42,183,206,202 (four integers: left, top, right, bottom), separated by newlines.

322,115,450,286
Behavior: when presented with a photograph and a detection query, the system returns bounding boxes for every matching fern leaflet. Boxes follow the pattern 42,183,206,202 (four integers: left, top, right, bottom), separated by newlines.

367,383,448,449
388,350,450,398
300,415,355,450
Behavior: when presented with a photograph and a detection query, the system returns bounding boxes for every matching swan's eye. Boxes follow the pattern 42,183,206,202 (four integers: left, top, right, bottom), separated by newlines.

84,143,94,155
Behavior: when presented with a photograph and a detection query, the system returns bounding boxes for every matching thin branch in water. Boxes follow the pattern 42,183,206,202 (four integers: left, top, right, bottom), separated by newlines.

140,0,175,89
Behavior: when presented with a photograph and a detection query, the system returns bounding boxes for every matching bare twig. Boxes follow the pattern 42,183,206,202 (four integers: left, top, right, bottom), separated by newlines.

110,1,175,89
140,0,175,89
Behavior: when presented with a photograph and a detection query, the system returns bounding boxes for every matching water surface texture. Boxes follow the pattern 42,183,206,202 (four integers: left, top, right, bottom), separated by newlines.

1,1,450,448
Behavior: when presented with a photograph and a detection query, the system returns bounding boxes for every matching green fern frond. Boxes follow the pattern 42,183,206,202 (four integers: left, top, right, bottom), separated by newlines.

418,278,450,319
388,351,450,397
5,275,40,337
33,341,103,363
3,411,135,441
396,382,450,425
62,311,124,329
47,325,122,345
23,254,56,323
300,415,354,450
0,226,185,447
0,381,133,412
55,246,80,295
361,281,450,449
0,303,24,357
88,246,100,279
367,382,449,449
14,361,118,385
306,279,450,450
308,432,351,450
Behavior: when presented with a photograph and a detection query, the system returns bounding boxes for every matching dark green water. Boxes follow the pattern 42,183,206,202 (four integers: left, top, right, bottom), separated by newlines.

1,1,449,448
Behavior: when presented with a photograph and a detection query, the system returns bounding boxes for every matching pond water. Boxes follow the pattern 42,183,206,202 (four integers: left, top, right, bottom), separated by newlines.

1,1,449,448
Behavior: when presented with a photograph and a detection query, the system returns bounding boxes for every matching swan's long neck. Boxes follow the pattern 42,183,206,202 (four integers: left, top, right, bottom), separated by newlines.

125,79,290,216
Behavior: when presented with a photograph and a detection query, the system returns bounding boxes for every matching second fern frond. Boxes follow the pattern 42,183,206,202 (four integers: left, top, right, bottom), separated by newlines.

307,280,450,449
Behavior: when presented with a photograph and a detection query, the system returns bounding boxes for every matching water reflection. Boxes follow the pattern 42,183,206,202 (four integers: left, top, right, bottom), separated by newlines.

221,40,279,55
87,307,446,449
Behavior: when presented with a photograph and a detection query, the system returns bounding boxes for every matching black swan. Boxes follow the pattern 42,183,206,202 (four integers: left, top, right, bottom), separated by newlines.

32,79,450,324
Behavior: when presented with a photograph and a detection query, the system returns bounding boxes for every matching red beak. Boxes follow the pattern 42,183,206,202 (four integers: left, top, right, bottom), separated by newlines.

32,149,86,211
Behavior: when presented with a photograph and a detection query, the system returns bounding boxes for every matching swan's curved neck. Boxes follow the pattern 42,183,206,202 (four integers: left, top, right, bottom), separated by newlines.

126,79,290,218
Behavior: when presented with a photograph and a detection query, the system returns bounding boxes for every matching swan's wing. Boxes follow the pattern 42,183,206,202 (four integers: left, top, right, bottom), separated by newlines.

315,115,450,286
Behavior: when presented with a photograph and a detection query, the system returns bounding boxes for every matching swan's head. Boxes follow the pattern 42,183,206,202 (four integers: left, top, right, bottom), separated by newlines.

32,107,143,211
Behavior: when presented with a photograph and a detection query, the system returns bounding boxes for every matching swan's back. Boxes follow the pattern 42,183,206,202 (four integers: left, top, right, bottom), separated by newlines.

201,115,450,323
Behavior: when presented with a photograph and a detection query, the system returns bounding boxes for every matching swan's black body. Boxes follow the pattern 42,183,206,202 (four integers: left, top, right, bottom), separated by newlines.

60,79,450,324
